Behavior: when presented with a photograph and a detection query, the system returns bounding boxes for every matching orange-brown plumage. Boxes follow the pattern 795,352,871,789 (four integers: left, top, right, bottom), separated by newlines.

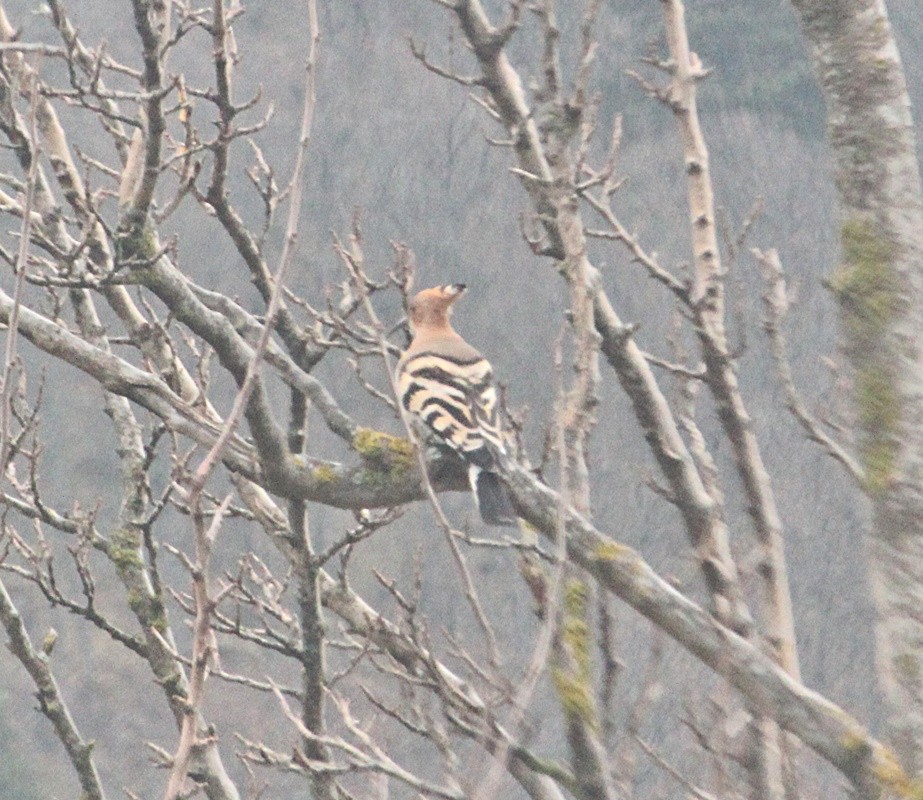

396,284,517,526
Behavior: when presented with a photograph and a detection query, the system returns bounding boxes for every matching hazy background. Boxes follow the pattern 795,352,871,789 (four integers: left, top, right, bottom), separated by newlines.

1,0,921,796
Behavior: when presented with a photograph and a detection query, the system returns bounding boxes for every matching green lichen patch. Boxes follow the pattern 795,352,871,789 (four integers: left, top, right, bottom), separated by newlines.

161,673,188,702
867,743,923,798
551,666,598,727
110,528,170,632
352,427,415,473
828,218,904,494
126,586,146,615
311,463,338,484
594,540,628,562
871,747,907,792
862,440,897,495
146,598,169,635
837,724,923,796
855,363,900,432
108,529,144,573
840,722,871,758
855,363,901,493
115,216,160,269
551,579,599,729
830,218,900,340
563,579,589,622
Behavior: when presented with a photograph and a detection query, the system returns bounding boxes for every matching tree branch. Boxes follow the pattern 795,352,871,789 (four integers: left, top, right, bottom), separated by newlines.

755,247,865,485
0,576,108,800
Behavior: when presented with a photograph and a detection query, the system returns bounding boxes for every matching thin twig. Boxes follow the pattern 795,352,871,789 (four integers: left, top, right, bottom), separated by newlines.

0,576,108,800
754,247,864,485
163,0,318,795
472,332,569,800
186,0,316,499
162,492,232,800
0,72,39,475
341,234,502,670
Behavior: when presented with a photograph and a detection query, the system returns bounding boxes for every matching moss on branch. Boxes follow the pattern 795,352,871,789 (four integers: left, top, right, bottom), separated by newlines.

828,218,904,495
551,578,599,729
352,427,415,472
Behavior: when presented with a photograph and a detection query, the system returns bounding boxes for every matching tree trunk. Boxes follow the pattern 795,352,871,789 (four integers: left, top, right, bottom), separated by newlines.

790,0,923,777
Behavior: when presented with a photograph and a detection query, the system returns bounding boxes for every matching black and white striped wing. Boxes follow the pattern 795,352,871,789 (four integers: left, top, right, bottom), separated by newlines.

397,351,504,467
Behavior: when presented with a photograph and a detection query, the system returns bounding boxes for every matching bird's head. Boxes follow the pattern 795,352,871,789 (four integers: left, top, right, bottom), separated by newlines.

407,284,467,333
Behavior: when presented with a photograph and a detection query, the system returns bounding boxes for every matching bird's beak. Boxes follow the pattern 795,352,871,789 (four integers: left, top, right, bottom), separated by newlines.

444,283,467,301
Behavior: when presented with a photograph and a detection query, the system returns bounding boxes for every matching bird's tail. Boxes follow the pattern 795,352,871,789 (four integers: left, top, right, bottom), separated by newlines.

469,466,518,527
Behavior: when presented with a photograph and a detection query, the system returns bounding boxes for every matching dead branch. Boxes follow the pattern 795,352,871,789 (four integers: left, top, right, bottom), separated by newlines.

755,247,864,485
427,0,755,639
162,493,231,800
0,69,38,473
0,576,108,800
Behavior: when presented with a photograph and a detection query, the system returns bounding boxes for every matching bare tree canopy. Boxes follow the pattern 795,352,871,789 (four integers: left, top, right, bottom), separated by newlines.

0,2,920,800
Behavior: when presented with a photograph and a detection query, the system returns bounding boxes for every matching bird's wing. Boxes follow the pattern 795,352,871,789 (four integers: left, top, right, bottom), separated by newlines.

397,349,504,467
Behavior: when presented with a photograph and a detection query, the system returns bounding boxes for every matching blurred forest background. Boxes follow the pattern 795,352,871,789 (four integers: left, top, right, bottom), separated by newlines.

0,0,921,798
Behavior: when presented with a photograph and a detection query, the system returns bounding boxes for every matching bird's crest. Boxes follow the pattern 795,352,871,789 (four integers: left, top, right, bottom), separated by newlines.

407,284,467,333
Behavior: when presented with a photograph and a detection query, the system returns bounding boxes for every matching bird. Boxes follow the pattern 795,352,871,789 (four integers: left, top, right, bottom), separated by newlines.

396,283,518,526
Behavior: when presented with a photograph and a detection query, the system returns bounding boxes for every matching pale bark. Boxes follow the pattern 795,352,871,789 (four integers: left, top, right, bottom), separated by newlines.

0,21,241,794
659,0,799,683
501,460,904,798
237,473,569,800
0,578,108,800
449,0,754,638
3,263,907,793
657,4,796,796
0,1,919,795
790,0,923,777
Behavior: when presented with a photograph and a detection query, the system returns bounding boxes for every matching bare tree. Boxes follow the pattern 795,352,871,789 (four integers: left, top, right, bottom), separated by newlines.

789,0,923,782
0,2,918,800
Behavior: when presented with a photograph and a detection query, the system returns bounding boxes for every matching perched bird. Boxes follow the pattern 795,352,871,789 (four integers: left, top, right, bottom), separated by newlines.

396,284,518,526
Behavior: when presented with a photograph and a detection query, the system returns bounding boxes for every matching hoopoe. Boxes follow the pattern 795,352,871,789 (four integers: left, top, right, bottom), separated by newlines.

396,284,517,526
